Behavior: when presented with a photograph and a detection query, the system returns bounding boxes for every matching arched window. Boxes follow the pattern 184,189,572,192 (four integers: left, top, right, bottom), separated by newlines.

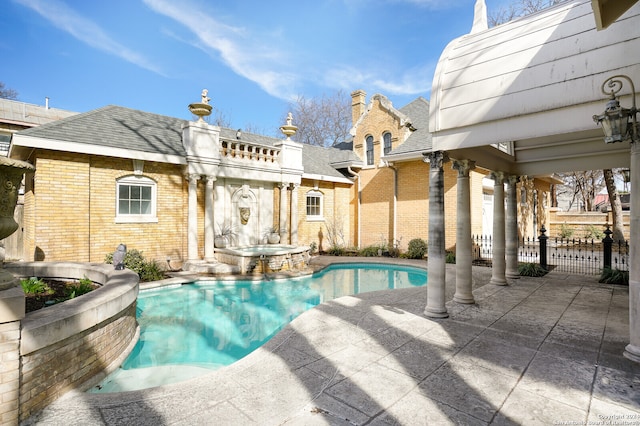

383,132,392,155
365,135,374,165
115,175,158,223
306,190,323,220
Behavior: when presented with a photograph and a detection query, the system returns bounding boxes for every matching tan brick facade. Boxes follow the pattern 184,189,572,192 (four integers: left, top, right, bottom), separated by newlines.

350,92,487,251
24,150,188,265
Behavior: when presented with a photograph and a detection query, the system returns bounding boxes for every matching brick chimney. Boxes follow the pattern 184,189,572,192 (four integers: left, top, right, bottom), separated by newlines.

351,90,366,125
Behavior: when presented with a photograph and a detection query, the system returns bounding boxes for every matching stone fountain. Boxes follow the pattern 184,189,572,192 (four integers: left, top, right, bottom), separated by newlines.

0,157,35,319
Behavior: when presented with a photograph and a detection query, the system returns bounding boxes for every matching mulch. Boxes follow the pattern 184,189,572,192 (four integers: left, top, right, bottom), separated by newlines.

24,279,99,313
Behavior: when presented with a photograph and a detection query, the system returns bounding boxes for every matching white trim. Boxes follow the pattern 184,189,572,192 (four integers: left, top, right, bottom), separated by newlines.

302,173,353,184
305,190,324,221
115,175,158,223
11,134,186,165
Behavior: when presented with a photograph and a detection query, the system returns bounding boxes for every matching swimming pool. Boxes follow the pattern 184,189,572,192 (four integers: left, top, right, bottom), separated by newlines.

90,263,427,393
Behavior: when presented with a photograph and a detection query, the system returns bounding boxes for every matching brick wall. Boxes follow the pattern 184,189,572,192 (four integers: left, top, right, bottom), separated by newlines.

0,321,20,425
26,150,187,265
19,302,136,422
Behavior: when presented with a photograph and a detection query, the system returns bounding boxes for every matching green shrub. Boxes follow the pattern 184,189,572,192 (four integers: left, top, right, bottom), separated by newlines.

406,238,428,259
559,223,574,239
518,262,547,277
584,224,604,240
66,276,95,299
445,251,456,264
326,245,345,256
105,249,165,282
20,277,51,295
358,244,386,257
599,267,629,285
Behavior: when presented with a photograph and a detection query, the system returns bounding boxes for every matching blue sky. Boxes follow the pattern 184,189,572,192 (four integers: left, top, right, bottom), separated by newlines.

2,0,506,136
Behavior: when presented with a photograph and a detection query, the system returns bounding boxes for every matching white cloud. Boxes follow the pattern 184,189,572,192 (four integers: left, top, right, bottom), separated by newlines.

14,0,164,76
143,0,299,100
323,64,433,96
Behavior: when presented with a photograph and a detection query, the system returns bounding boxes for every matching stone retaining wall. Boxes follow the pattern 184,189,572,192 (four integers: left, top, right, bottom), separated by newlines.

2,262,139,424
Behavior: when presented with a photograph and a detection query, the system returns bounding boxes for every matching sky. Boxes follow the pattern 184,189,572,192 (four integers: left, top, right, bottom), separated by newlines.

1,0,508,136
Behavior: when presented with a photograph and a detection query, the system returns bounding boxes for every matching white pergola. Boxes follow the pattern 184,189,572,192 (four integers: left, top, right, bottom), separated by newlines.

425,0,640,362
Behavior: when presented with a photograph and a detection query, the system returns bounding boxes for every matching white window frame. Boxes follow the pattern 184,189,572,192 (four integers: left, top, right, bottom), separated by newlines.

306,190,324,221
115,175,158,223
383,132,392,155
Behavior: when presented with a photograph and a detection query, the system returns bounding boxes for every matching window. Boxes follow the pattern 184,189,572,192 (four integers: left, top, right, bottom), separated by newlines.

115,176,157,223
383,132,392,155
366,135,374,165
306,190,323,220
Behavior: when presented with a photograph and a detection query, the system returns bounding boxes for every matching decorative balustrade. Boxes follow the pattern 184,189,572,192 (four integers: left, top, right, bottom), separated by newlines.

220,140,279,163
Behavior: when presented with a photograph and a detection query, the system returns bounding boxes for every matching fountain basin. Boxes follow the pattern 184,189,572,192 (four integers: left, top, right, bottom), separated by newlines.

215,245,311,274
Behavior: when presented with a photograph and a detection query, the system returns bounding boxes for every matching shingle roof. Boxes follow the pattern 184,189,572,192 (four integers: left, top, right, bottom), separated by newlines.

17,105,187,157
387,97,431,157
14,104,357,180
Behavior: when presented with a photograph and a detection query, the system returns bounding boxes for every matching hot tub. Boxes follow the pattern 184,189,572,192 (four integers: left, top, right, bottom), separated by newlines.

214,245,311,274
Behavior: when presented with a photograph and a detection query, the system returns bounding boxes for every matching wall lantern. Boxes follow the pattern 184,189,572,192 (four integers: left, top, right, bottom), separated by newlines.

593,75,638,144
622,168,631,183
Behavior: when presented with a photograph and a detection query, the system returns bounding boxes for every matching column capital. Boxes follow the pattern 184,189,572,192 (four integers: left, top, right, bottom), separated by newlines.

279,182,289,190
186,173,201,184
507,174,520,185
204,175,217,184
452,159,476,177
490,170,506,185
424,151,449,169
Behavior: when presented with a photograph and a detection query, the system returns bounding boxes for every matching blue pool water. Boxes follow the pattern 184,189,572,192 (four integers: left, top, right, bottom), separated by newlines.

91,263,427,392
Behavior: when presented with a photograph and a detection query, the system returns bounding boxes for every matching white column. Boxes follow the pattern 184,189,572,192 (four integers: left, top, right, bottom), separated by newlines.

290,184,299,245
489,171,507,286
505,175,520,279
424,151,449,318
625,141,640,362
453,159,475,304
187,174,200,261
204,176,216,261
279,183,288,244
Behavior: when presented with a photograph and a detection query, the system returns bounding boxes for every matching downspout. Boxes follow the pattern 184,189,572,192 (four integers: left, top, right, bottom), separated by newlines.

347,167,361,248
384,160,398,249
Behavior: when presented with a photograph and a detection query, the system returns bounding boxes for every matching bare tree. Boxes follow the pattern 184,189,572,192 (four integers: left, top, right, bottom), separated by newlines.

0,82,18,100
603,169,625,241
284,90,351,147
489,0,567,26
556,170,605,212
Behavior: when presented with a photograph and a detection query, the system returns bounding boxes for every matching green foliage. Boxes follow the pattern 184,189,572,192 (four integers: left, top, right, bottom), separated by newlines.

66,276,95,299
326,245,345,256
518,262,547,277
105,249,165,282
358,244,386,257
584,224,604,240
20,277,51,295
559,223,574,239
406,238,428,259
599,268,629,285
445,251,456,264
309,241,318,254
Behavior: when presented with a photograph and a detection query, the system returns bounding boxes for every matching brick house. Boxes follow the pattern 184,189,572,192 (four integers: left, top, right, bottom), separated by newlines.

347,90,557,252
8,103,360,267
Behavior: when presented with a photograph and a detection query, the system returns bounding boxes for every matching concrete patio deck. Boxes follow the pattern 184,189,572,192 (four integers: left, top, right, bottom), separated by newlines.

25,257,640,425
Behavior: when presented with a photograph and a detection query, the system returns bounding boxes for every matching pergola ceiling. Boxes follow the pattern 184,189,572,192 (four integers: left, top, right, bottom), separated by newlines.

429,0,640,177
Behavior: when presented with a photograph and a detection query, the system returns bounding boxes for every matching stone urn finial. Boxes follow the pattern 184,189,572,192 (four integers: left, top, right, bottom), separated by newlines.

280,112,298,140
188,89,213,123
0,157,35,291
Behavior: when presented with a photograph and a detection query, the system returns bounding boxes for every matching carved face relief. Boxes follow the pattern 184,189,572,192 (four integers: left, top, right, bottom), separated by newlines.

239,207,250,225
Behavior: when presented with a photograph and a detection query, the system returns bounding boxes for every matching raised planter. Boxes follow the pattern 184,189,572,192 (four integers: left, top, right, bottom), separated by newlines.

4,262,139,423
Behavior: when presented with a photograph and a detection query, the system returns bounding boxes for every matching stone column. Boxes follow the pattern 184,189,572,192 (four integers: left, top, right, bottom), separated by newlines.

452,159,475,304
290,184,299,245
625,141,640,363
187,174,200,261
204,176,216,261
279,183,288,244
489,171,507,285
505,175,520,279
424,151,449,318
